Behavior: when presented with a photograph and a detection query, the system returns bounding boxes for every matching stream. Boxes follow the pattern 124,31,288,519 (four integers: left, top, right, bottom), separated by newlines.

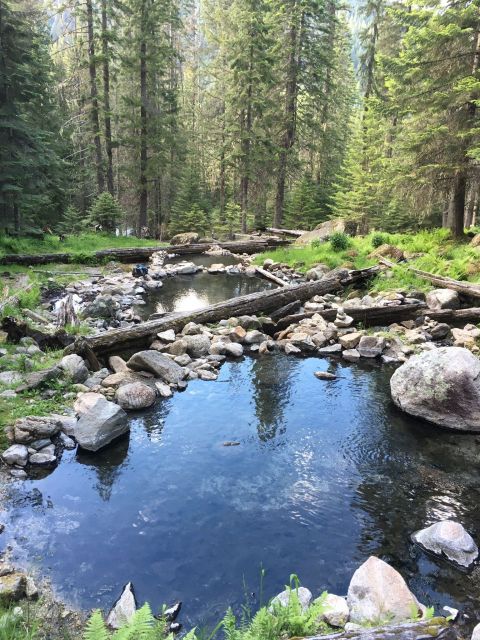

2,255,480,627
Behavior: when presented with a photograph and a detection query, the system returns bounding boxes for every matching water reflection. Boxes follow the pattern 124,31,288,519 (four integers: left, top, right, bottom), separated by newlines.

1,354,480,623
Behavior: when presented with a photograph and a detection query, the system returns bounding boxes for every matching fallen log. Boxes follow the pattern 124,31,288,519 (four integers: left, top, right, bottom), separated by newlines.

66,270,376,358
379,257,480,299
23,309,52,326
307,616,453,640
1,317,74,350
266,227,305,237
254,266,287,287
0,239,290,267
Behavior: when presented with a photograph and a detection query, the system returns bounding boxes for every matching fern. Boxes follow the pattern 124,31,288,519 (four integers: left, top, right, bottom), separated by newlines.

83,610,110,640
113,604,157,640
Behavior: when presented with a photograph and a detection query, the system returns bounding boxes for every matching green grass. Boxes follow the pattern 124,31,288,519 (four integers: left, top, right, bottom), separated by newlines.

0,606,37,640
256,229,480,293
0,233,163,259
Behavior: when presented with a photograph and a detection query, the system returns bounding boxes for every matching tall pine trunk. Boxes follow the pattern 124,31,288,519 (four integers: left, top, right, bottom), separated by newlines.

274,9,300,227
138,38,148,234
86,0,105,194
101,0,114,196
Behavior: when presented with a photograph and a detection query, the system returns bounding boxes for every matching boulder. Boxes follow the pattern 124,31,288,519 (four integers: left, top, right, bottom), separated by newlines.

295,219,357,246
0,573,26,602
116,382,157,411
184,334,211,358
426,289,460,311
157,329,176,343
13,416,60,444
74,395,128,452
29,450,57,466
306,264,331,281
0,372,22,386
412,520,478,568
339,332,363,349
390,347,480,430
83,294,119,319
107,582,137,629
127,350,184,384
357,336,385,358
472,623,480,640
368,244,405,261
347,556,424,625
15,366,62,393
109,356,128,373
224,342,244,357
343,349,360,362
318,593,349,628
2,444,28,467
270,587,312,612
59,354,89,383
169,232,199,245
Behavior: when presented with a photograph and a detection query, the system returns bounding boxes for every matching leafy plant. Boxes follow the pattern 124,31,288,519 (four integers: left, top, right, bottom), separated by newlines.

329,232,350,252
371,233,387,248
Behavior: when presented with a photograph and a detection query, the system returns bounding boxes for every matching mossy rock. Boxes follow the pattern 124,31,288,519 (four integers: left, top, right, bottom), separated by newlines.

0,573,26,603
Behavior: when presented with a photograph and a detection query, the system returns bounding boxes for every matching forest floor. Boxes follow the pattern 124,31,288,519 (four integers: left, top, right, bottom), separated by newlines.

256,228,480,293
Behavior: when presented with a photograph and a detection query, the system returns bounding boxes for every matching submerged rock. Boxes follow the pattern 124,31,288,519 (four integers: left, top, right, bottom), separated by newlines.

116,382,156,410
347,556,424,625
107,582,137,629
74,393,128,452
412,520,478,568
390,347,480,431
127,350,184,384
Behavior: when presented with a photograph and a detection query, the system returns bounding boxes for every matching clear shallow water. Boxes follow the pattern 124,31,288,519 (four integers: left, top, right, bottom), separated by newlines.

3,354,480,627
136,272,273,318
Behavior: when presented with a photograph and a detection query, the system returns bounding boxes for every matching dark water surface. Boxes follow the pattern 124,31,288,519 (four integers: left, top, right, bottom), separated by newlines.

3,355,480,626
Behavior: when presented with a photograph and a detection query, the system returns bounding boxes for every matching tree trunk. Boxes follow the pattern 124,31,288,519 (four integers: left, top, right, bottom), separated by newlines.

138,38,148,234
274,7,300,227
101,0,114,196
449,171,466,237
86,0,105,194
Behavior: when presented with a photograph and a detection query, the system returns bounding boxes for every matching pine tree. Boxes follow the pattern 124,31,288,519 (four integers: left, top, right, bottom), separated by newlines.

87,192,123,231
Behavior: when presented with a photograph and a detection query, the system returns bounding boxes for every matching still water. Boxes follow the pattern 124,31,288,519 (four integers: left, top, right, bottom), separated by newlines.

2,354,480,626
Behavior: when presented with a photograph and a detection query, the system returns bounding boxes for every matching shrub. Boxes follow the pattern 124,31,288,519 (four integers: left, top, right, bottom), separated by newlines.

87,193,123,232
330,232,350,252
371,233,386,248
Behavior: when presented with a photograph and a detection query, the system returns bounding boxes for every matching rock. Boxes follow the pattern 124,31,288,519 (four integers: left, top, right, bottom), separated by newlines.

347,556,424,625
306,264,331,281
59,354,89,383
109,356,128,373
166,340,188,356
318,594,349,628
83,294,119,318
314,371,337,380
157,329,176,343
2,444,28,467
0,573,26,602
127,350,184,384
15,366,62,392
429,323,451,340
317,344,342,355
107,582,137,629
175,354,192,366
29,450,57,466
0,371,22,386
75,395,128,452
339,332,363,349
472,622,480,640
25,576,38,599
357,336,386,358
9,469,27,479
0,390,16,398
295,219,356,245
58,432,76,449
244,330,267,345
368,244,405,261
451,327,477,347
51,414,77,436
412,520,478,568
155,381,172,398
284,343,301,355
426,289,460,311
224,342,244,357
13,416,60,444
101,372,135,388
334,310,354,328
270,587,312,612
343,349,360,362
184,334,211,358
169,232,199,245
116,382,156,410
390,347,480,430
182,322,202,335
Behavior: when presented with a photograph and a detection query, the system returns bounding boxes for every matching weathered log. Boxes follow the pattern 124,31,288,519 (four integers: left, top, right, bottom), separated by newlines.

1,317,74,350
307,617,454,640
379,257,480,299
0,239,290,267
254,266,287,287
67,271,377,358
266,227,305,237
270,300,302,322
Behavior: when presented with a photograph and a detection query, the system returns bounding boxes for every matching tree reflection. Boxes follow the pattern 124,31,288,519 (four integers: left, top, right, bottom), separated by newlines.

76,433,130,501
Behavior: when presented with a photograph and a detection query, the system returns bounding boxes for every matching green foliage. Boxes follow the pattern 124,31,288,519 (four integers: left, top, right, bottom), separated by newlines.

0,607,37,640
58,205,84,234
330,232,350,252
371,233,387,248
87,194,124,232
224,201,241,239
83,603,182,640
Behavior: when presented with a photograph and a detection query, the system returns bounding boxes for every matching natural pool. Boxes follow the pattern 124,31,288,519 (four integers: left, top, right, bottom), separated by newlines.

2,354,480,628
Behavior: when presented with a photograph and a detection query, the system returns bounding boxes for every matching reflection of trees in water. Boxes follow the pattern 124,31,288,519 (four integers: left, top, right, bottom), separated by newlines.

76,434,130,501
250,354,299,442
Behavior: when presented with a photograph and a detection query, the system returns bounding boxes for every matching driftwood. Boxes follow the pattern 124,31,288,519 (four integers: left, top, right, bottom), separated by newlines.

379,257,480,299
1,317,74,350
254,266,287,287
266,227,305,237
67,269,378,358
56,294,79,328
307,617,454,640
0,239,290,267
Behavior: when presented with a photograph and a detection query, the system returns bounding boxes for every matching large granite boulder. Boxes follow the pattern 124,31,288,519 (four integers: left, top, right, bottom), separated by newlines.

412,520,478,568
127,350,184,384
169,232,199,245
390,347,480,431
59,354,89,383
347,556,424,625
295,219,357,246
184,334,211,358
74,394,128,451
116,382,156,411
106,582,137,629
